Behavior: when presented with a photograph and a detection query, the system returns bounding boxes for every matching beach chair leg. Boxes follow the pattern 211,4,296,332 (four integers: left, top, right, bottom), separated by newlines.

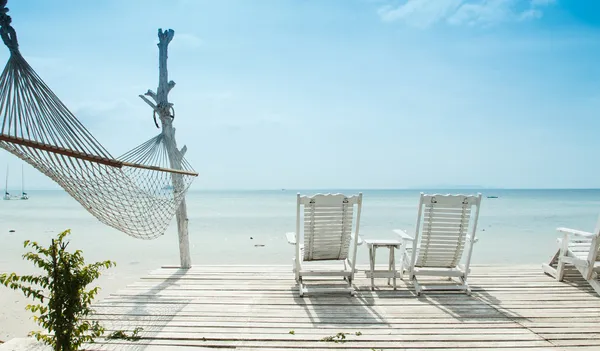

412,275,422,296
542,249,561,280
542,263,557,278
343,259,351,283
555,236,570,282
461,276,472,296
298,277,305,297
588,272,600,296
293,257,300,283
543,236,563,277
343,259,350,282
556,257,567,282
347,276,357,296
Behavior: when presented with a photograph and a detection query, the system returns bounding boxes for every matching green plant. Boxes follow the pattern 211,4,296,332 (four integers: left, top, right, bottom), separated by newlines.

320,331,363,343
106,327,143,341
0,229,115,351
288,330,295,335
321,332,347,343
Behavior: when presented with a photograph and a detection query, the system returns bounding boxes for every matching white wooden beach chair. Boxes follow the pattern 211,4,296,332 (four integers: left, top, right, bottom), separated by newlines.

542,218,600,296
394,193,482,295
285,193,363,297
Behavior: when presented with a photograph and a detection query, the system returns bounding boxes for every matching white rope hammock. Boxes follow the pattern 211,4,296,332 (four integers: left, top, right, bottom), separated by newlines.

0,2,198,240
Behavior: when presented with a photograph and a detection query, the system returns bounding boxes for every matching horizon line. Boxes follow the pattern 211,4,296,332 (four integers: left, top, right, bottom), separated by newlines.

16,187,600,192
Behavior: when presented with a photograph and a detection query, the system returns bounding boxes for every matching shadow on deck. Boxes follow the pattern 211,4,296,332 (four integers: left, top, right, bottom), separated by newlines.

86,264,599,350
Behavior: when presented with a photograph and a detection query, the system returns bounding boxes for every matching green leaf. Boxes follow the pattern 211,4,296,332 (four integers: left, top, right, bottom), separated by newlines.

1,229,116,350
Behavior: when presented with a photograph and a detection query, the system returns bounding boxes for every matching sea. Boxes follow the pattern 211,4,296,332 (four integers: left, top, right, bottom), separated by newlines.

1,189,599,274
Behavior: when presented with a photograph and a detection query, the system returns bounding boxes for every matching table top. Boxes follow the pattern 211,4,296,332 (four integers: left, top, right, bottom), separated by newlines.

363,239,402,247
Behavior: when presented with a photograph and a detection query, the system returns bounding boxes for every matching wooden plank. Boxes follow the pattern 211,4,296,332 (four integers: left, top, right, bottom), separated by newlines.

89,320,520,329
94,331,547,342
100,326,533,335
87,264,600,350
90,339,554,349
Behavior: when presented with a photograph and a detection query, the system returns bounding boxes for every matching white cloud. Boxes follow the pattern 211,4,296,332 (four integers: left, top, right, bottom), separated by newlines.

519,9,543,21
378,0,556,28
378,0,462,26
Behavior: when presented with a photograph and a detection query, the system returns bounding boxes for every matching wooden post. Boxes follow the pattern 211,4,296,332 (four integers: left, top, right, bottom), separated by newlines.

140,28,191,268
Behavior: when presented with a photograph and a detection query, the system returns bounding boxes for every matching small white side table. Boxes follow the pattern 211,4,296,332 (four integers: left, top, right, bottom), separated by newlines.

364,239,402,290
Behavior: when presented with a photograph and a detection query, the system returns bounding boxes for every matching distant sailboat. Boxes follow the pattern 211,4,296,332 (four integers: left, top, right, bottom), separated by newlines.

20,165,28,200
3,166,14,200
3,165,29,200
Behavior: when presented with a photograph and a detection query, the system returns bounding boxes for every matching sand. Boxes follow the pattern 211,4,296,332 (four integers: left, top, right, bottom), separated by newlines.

0,259,161,342
0,266,152,341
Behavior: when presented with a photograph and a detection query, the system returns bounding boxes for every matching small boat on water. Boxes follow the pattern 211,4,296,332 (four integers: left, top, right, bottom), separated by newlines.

19,165,28,200
3,165,29,200
487,196,498,199
3,166,14,200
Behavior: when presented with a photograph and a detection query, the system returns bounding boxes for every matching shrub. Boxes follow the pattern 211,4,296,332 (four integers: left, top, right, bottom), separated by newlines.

0,229,115,351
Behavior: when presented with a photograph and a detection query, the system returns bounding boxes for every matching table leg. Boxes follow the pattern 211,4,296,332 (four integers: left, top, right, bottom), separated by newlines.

387,246,392,286
392,245,397,290
368,245,372,290
370,245,376,290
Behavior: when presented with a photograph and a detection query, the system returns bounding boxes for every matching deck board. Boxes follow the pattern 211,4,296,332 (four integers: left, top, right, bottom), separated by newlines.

86,264,599,350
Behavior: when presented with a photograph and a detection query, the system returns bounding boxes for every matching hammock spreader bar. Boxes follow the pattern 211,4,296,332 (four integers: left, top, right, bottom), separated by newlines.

0,134,198,176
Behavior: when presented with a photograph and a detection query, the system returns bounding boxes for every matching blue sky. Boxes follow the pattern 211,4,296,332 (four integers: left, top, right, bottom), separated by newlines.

0,0,599,190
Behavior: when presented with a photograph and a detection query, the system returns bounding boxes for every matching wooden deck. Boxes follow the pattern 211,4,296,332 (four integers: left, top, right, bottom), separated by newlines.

87,264,600,350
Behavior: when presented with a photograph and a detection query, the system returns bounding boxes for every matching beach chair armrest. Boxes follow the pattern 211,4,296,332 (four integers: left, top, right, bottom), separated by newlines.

393,229,414,241
285,232,297,245
557,227,595,238
356,235,364,246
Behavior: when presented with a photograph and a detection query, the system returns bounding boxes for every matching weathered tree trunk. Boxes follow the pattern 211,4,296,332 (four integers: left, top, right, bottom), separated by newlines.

140,28,191,268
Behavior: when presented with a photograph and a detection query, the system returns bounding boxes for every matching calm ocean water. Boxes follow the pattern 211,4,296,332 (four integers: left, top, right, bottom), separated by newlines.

1,189,600,271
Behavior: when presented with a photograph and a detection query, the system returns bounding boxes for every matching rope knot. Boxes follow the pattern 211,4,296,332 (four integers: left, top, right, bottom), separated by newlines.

153,103,175,128
0,1,18,52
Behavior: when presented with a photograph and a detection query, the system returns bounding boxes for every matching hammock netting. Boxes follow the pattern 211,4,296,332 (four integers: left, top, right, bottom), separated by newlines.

0,4,197,239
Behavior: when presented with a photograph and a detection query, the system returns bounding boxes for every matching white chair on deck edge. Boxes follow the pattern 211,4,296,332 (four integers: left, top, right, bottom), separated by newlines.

394,193,482,295
286,193,363,297
542,217,600,296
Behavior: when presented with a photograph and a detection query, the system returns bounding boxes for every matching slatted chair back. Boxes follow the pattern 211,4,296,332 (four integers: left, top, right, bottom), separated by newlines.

587,218,600,265
296,193,362,262
411,193,482,269
565,218,600,268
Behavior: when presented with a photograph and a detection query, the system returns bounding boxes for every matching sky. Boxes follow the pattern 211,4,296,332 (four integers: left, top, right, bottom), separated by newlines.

0,0,599,190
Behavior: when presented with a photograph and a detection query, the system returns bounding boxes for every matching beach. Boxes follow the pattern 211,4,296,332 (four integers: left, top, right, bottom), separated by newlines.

1,188,599,340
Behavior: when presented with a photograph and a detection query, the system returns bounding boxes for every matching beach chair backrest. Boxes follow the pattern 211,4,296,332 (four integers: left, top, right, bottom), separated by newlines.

297,193,362,261
588,216,600,263
412,193,482,268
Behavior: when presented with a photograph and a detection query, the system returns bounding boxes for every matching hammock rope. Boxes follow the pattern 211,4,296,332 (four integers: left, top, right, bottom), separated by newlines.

0,2,198,239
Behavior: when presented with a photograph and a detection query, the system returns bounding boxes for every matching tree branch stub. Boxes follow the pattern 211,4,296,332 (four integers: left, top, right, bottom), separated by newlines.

144,90,158,104
158,28,174,46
